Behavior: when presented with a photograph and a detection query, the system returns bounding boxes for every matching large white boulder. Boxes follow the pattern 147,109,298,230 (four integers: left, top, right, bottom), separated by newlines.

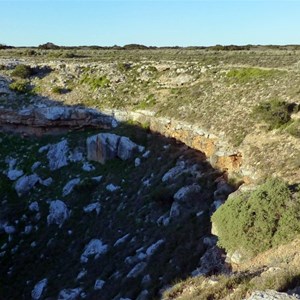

47,200,70,227
47,140,69,170
87,133,120,163
86,133,142,164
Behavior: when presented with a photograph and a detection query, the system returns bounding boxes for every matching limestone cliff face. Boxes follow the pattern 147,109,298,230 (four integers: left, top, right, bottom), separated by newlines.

105,109,249,182
0,106,116,135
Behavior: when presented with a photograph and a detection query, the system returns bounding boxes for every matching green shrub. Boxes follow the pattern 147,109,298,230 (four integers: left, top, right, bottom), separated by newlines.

226,67,279,83
9,80,30,93
80,74,110,89
212,178,300,256
11,64,33,79
253,98,292,129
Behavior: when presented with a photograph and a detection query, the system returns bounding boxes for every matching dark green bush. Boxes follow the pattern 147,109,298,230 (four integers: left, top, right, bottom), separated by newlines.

212,178,300,256
11,64,33,79
9,80,30,93
253,99,292,129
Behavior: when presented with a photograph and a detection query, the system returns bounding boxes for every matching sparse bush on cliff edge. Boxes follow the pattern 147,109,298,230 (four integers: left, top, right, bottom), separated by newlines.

212,178,300,256
253,98,293,130
11,64,33,79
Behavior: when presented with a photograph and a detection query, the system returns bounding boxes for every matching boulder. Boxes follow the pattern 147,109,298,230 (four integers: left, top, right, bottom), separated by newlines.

80,239,108,263
173,184,201,202
114,234,130,247
47,200,70,227
227,249,245,264
62,178,80,196
169,184,202,220
76,269,87,281
3,224,16,235
94,279,105,290
31,278,47,300
83,203,101,215
40,177,53,187
117,136,139,160
82,162,95,172
162,161,186,182
191,246,227,277
69,149,83,162
58,288,82,300
7,169,23,181
106,183,120,192
47,140,69,170
15,174,40,196
29,201,39,212
135,157,141,167
146,240,164,256
31,161,41,172
86,133,142,163
87,133,120,163
127,262,147,278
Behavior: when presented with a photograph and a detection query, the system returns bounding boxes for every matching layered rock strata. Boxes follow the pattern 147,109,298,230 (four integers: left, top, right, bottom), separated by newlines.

0,106,117,135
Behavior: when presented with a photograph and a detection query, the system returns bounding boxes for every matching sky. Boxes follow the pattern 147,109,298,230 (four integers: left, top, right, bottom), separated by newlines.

1,0,300,47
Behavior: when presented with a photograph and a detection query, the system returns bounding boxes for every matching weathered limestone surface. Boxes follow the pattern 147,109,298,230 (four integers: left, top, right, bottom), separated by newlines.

0,106,117,135
104,109,246,180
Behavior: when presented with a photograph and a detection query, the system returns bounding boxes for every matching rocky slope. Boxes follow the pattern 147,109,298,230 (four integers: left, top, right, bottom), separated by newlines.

0,48,300,300
0,121,234,299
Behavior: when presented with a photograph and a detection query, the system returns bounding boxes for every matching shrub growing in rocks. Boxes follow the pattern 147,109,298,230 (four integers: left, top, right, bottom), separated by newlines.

212,178,300,256
11,64,33,79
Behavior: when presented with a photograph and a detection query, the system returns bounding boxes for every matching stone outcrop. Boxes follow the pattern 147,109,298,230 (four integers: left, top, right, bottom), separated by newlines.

0,106,117,135
86,133,142,164
104,109,247,181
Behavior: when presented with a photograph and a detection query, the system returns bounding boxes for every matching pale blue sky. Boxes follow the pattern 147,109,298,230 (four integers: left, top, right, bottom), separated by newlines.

1,1,300,47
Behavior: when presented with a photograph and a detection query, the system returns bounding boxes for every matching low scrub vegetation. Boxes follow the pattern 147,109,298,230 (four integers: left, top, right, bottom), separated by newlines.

253,98,295,130
9,80,30,93
80,74,110,90
226,67,281,83
163,265,300,300
11,64,33,79
212,178,300,256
